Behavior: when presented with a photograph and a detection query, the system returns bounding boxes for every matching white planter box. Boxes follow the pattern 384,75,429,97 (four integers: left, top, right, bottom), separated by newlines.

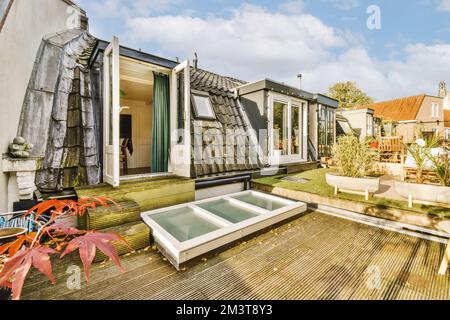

326,173,380,201
394,180,450,208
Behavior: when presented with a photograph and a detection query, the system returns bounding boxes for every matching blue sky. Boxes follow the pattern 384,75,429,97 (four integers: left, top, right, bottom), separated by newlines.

76,0,450,100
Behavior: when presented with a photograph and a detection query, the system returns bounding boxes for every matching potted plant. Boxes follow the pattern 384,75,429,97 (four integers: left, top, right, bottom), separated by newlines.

326,134,380,200
394,137,450,207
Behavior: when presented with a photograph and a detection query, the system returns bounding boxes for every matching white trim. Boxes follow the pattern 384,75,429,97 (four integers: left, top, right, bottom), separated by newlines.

397,120,418,124
169,60,191,177
268,92,308,165
432,102,440,118
103,36,120,187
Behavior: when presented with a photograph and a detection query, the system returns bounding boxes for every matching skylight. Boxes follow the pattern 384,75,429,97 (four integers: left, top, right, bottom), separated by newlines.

191,93,215,120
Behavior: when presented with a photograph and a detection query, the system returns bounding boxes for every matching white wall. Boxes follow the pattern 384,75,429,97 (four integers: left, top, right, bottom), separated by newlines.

0,0,79,212
120,99,152,169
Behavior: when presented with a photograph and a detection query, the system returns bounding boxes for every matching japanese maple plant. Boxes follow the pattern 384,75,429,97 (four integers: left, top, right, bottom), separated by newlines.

0,197,130,300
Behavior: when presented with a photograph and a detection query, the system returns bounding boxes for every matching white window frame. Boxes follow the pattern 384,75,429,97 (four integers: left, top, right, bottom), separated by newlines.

191,90,216,120
367,114,374,137
268,92,308,165
432,103,439,118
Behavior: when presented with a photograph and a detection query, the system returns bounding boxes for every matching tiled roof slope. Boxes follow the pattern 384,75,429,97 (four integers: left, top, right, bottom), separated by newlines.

445,110,450,128
190,68,260,177
17,30,100,191
355,95,426,121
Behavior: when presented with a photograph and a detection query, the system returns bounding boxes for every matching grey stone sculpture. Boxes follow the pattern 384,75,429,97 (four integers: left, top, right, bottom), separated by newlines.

9,136,34,158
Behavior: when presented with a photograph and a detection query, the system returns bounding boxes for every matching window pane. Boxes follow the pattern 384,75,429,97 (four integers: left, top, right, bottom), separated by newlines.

367,114,374,136
193,95,214,118
291,106,300,155
273,102,288,156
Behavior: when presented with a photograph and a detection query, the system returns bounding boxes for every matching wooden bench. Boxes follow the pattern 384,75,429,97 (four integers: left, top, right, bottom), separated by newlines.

378,137,404,164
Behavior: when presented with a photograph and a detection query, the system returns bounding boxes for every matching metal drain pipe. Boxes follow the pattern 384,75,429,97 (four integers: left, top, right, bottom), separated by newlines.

195,175,252,191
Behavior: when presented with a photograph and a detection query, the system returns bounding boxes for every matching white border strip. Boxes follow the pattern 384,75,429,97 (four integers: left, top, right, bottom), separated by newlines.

316,204,449,244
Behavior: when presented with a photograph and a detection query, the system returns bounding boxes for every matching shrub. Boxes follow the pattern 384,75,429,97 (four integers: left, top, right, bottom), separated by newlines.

404,134,439,184
426,151,450,186
332,134,378,178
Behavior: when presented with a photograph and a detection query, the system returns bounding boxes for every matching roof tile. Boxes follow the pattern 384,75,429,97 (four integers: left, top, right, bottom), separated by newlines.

356,95,426,121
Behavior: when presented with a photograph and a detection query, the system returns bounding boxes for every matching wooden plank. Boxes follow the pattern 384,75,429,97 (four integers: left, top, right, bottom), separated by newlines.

21,212,450,300
76,176,195,212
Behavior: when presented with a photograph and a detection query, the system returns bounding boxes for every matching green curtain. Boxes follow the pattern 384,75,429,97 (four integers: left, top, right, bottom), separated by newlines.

152,73,170,173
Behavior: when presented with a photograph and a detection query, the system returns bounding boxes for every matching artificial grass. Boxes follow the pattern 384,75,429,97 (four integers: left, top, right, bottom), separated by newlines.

253,168,450,218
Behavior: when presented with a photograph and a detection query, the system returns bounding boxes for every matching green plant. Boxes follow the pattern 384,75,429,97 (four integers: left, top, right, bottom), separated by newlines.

332,134,378,178
424,149,450,186
327,81,373,109
404,134,439,184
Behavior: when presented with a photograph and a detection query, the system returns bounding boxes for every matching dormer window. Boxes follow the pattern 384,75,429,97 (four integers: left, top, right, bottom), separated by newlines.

432,103,439,118
191,91,216,120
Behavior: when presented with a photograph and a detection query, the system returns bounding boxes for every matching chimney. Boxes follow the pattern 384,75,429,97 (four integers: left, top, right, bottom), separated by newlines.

193,52,198,69
297,74,303,90
438,80,447,98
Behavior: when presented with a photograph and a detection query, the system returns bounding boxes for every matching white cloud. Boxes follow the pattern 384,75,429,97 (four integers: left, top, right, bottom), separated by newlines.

126,4,345,77
88,0,182,17
279,0,306,14
123,4,450,101
438,0,450,11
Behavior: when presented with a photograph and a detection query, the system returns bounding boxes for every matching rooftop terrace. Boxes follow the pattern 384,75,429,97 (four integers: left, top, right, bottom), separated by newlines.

22,211,450,300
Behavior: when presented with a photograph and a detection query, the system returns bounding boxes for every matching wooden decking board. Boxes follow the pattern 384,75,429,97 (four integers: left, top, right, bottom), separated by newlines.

247,220,393,300
212,217,359,300
118,213,329,300
119,213,326,299
22,251,158,300
187,223,338,300
21,212,450,300
152,213,339,300
65,257,171,300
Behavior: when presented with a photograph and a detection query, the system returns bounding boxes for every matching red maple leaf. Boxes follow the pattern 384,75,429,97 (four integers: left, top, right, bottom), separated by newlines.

60,232,128,281
0,247,56,300
0,232,37,257
44,220,81,236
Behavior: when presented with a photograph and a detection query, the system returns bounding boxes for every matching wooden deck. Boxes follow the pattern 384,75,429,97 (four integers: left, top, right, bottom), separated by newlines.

22,212,450,300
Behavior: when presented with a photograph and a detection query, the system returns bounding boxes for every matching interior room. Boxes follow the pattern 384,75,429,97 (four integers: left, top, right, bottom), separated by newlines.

119,57,171,177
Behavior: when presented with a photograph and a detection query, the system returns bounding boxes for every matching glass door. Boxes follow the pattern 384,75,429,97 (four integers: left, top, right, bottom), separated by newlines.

271,96,306,164
103,36,120,187
318,105,335,158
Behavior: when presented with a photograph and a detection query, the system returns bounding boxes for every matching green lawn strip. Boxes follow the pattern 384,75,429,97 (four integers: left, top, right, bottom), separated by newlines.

253,168,449,218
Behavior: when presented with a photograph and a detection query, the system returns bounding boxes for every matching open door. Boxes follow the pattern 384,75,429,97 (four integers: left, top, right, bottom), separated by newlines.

103,36,120,186
169,60,191,177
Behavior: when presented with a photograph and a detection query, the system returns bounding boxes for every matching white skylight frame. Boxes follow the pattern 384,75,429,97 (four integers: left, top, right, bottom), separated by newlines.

191,90,216,120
